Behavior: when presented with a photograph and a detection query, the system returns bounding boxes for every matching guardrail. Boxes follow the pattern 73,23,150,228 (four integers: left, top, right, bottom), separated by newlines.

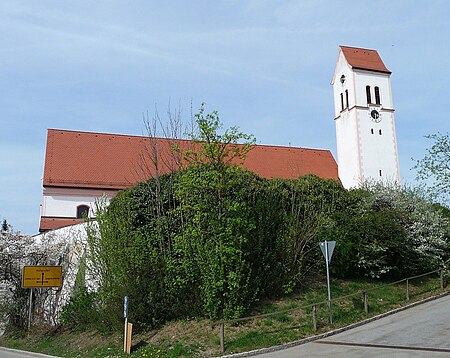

215,267,448,353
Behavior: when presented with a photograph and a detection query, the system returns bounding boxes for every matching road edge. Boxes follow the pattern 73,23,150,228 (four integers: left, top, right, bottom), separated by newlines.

0,346,61,358
220,290,450,357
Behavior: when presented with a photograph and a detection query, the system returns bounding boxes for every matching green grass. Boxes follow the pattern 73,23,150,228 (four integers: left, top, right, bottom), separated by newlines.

0,274,445,357
0,329,128,357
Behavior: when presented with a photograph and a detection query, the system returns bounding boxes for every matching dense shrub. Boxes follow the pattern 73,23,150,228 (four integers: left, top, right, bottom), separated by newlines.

325,184,450,278
271,175,347,292
60,287,99,330
82,168,450,330
170,164,283,318
86,165,283,327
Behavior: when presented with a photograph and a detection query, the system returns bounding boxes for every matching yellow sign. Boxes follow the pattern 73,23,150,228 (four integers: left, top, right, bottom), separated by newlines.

22,266,63,288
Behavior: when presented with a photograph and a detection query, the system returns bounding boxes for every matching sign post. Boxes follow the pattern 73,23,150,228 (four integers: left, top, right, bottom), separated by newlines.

27,289,33,336
123,296,128,353
22,266,62,335
319,241,335,324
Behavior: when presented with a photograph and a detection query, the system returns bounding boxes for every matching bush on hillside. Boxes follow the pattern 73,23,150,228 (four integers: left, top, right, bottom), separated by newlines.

325,183,450,278
81,168,450,331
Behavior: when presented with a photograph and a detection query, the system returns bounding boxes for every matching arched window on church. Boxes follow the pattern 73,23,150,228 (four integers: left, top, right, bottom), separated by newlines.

345,90,349,108
77,205,90,219
366,86,372,104
375,86,381,105
340,93,344,111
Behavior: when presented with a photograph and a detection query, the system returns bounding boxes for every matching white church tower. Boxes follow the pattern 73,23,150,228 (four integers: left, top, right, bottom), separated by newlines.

331,46,400,189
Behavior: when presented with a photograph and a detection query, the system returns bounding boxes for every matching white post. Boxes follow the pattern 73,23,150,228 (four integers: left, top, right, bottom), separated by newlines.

123,296,128,353
325,241,332,324
28,288,33,336
123,317,128,353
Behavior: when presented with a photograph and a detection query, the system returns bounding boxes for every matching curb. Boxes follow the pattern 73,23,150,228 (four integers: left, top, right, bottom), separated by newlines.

219,290,450,357
0,346,61,358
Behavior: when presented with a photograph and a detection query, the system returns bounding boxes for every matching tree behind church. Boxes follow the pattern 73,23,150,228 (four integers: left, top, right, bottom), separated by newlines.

414,132,449,206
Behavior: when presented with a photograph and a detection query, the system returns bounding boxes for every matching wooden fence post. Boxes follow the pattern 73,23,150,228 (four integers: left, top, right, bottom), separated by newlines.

363,291,368,313
406,279,410,301
126,323,133,354
312,305,317,332
219,323,225,353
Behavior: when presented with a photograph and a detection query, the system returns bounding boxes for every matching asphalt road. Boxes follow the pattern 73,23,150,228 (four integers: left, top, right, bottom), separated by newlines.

0,348,59,358
256,294,450,357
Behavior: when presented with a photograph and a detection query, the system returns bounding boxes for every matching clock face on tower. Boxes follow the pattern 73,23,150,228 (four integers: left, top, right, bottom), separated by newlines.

369,107,382,122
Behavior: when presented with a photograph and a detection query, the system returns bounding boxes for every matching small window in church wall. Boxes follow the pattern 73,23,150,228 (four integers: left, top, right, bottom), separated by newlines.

371,128,374,134
379,129,382,135
340,93,344,111
375,86,381,104
345,90,349,108
77,205,90,219
366,86,372,104
379,170,382,177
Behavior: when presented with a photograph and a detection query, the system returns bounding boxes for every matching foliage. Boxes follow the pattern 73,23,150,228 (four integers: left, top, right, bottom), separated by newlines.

170,164,282,318
1,219,9,232
85,170,450,330
81,106,450,331
85,106,265,327
86,166,283,325
326,183,450,278
85,168,357,329
135,344,170,357
414,132,450,205
86,192,174,331
60,287,99,331
271,175,346,292
175,103,256,168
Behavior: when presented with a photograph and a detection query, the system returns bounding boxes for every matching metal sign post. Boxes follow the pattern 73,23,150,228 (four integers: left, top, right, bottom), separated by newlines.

123,296,128,353
320,241,336,324
27,288,33,336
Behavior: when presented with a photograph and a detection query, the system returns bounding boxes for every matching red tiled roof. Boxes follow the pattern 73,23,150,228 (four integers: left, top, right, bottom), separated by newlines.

39,217,85,232
43,129,338,189
340,46,391,74
245,145,337,180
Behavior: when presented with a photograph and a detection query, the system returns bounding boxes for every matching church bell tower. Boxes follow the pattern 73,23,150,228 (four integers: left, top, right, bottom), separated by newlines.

331,46,400,189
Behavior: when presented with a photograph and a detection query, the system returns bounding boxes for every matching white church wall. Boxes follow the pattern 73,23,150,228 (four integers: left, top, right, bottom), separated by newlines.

333,51,362,188
41,187,117,218
332,51,354,118
358,110,400,184
335,109,361,188
354,71,393,109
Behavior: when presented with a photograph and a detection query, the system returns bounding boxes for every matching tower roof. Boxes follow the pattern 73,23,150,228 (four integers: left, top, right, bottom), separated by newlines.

340,46,391,74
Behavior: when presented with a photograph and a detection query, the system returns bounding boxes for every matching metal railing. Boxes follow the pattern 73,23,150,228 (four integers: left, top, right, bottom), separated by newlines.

215,267,448,353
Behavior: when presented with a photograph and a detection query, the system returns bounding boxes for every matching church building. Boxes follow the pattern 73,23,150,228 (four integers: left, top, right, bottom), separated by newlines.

39,131,338,232
39,46,400,233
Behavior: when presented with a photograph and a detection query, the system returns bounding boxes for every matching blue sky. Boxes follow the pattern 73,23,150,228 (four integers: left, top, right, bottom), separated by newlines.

1,1,449,234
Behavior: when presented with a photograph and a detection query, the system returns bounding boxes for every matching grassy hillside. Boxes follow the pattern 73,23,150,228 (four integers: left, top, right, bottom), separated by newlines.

1,274,446,357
